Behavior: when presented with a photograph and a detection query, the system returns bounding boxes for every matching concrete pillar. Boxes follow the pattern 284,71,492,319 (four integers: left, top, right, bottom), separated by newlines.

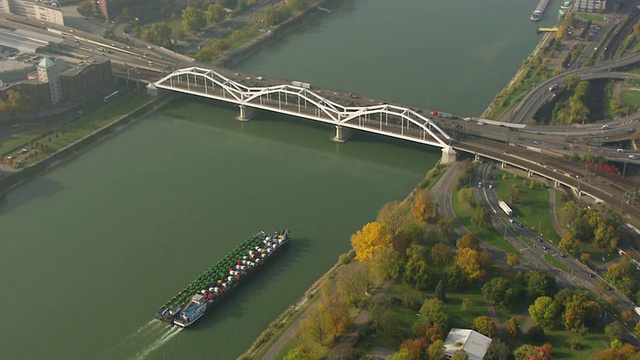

332,125,352,143
441,145,457,164
555,180,560,188
528,170,532,177
237,105,255,121
146,83,158,97
501,162,506,168
474,153,480,161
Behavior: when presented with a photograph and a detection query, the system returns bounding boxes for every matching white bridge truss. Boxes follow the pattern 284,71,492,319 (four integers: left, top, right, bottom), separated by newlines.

154,67,451,148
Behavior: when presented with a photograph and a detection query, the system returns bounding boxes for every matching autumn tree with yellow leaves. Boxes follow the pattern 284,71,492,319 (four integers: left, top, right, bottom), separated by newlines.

350,221,392,261
412,188,434,222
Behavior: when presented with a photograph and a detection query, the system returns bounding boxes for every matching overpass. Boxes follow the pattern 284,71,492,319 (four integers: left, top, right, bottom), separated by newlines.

152,66,457,163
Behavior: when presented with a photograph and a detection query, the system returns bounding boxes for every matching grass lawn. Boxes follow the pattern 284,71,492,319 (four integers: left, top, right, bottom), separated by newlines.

543,328,608,359
620,89,640,108
578,13,607,22
14,92,153,166
493,170,560,244
580,242,618,265
0,134,37,156
545,253,569,272
451,187,520,253
445,290,490,327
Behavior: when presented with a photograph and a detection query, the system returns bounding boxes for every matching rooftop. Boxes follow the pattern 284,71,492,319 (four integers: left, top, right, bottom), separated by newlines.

444,328,492,360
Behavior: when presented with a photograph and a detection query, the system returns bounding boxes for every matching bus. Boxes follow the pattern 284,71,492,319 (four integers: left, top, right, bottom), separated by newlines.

103,91,119,102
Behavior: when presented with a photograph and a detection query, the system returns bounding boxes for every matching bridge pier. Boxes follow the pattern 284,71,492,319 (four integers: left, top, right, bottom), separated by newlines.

332,125,352,143
237,105,255,121
441,146,457,165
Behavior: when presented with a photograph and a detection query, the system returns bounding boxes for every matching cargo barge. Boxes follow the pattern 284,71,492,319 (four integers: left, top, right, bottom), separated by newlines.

155,229,291,327
530,0,551,21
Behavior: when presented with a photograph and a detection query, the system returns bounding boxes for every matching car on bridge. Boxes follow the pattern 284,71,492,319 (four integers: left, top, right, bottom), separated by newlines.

548,83,559,92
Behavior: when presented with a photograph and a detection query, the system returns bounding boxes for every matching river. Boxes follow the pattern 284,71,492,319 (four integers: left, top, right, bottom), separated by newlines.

0,0,558,358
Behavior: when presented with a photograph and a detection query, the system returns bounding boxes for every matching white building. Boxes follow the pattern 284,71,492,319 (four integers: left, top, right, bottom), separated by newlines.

37,56,64,105
444,328,492,360
0,0,64,25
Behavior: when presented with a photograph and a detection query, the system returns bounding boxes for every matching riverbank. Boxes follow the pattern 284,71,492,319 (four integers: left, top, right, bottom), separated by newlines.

0,91,173,197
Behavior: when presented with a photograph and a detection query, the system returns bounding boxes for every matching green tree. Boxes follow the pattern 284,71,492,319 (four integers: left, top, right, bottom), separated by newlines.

604,322,624,342
419,298,450,330
6,90,32,116
527,270,558,299
484,339,511,360
435,280,446,301
460,297,474,314
207,4,226,24
182,6,207,33
350,221,392,261
458,187,476,206
594,223,619,255
559,233,580,255
506,253,519,267
472,205,491,231
371,300,399,337
403,252,430,290
264,4,292,26
368,246,403,284
427,340,445,360
504,316,521,344
437,218,456,242
336,265,368,307
283,345,314,360
431,243,453,269
388,348,416,360
299,303,330,345
529,296,559,330
473,315,497,337
77,0,94,18
482,277,515,308
143,22,172,48
456,160,474,190
451,349,469,360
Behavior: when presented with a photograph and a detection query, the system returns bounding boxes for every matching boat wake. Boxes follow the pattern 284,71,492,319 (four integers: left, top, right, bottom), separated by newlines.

98,320,182,360
133,325,183,360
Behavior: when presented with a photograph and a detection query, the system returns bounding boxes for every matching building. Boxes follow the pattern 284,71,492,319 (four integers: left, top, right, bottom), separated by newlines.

443,328,492,360
576,0,607,12
0,55,113,110
0,0,65,25
37,56,64,105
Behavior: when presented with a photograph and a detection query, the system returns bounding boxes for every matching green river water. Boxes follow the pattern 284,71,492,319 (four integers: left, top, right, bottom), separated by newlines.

0,0,559,358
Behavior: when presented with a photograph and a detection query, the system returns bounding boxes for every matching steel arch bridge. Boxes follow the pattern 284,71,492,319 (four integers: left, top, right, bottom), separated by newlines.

153,67,451,148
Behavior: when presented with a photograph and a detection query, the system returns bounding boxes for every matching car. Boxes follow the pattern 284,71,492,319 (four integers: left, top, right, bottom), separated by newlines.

587,273,594,277
617,148,624,153
559,253,566,258
549,83,559,92
488,184,493,189
537,237,543,242
601,124,610,130
542,246,548,251
606,286,612,291
629,154,636,160
477,121,485,126
477,182,483,188
20,148,28,154
517,222,523,228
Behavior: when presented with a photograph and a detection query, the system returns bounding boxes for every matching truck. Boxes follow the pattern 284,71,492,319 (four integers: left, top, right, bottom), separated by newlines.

499,200,513,216
291,81,312,89
431,111,456,119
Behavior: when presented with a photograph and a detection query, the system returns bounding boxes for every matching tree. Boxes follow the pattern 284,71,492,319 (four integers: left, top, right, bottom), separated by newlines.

482,277,515,309
299,303,330,345
484,339,511,360
6,90,31,116
283,345,314,360
444,264,465,291
605,322,624,342
427,340,445,360
504,316,521,344
559,233,580,255
143,22,173,48
594,223,619,255
368,246,403,284
377,201,405,240
350,221,392,261
621,309,635,326
580,252,592,265
77,0,94,18
456,160,474,190
507,184,520,204
207,4,226,24
458,187,476,206
435,280,446,301
182,6,206,33
371,300,399,337
336,265,368,307
527,325,545,342
529,296,559,330
563,293,599,333
472,205,491,231
451,349,469,360
389,348,416,360
473,315,497,337
403,246,430,290
437,218,456,242
264,4,292,26
507,252,519,267
412,189,434,222
527,270,558,299
319,289,352,337
635,321,640,338
457,233,479,250
431,243,453,269
513,344,554,360
400,338,427,360
419,298,450,330
455,247,492,282
460,297,474,314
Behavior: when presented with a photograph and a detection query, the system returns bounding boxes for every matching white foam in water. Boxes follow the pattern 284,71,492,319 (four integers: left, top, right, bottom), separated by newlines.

134,325,183,360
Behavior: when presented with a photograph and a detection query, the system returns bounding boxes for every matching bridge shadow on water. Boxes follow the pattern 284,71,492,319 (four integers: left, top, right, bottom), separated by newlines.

188,236,313,331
